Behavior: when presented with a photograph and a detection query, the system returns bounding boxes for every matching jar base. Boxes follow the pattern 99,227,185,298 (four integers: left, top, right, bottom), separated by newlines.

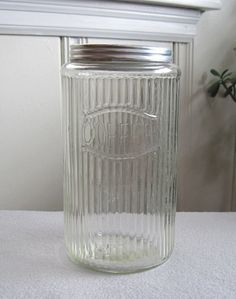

67,252,171,274
65,233,173,274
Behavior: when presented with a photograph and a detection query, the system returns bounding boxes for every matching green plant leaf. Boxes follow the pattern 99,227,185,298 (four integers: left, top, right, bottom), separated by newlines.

221,69,229,78
230,78,236,85
223,72,232,79
210,69,221,77
224,86,233,97
207,81,220,97
230,72,236,80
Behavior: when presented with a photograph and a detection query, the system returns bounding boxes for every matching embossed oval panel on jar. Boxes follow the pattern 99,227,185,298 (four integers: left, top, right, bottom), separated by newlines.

82,108,160,159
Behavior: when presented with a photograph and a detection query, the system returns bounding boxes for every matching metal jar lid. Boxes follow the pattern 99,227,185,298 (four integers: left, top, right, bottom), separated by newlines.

70,44,172,63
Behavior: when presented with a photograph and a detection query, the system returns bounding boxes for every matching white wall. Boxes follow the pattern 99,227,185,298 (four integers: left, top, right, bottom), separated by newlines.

178,0,236,211
0,0,236,211
0,36,63,210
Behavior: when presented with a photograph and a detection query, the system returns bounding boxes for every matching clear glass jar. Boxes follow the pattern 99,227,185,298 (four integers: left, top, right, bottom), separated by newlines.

61,44,181,273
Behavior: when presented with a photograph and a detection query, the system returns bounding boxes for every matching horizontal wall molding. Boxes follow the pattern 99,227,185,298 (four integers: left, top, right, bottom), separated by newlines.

119,0,222,10
0,0,220,41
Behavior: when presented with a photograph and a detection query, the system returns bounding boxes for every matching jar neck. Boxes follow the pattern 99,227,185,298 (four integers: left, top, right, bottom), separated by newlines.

62,62,181,78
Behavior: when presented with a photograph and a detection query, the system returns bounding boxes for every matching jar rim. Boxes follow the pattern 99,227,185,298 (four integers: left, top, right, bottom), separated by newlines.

70,44,172,64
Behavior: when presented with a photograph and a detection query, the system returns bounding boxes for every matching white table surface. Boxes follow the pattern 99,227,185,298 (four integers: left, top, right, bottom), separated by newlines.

0,211,236,299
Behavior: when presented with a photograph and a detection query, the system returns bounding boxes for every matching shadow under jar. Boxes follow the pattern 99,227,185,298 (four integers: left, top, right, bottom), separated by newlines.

61,44,181,273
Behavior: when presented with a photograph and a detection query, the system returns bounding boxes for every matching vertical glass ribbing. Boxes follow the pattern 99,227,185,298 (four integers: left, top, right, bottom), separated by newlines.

63,72,179,273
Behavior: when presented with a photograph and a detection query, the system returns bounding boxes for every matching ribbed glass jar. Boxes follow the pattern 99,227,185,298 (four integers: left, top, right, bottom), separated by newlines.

61,44,181,273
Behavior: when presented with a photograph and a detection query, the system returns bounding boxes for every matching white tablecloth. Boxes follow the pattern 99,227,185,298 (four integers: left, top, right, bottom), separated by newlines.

0,211,236,299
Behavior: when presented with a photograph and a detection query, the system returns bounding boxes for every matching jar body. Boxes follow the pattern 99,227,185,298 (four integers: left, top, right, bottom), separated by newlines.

62,64,180,273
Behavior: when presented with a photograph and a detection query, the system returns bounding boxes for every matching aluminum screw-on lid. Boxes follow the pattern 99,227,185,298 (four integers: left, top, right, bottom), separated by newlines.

70,44,172,63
